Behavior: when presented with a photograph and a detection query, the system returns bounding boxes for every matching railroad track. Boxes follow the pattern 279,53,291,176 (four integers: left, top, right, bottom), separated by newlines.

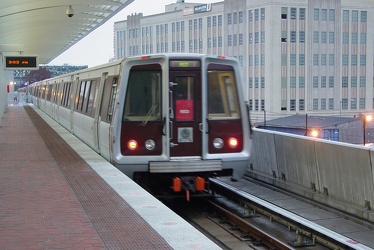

207,178,373,250
162,177,373,249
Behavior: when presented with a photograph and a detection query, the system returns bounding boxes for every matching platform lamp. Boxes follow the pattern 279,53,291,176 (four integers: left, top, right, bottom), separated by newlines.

363,114,372,146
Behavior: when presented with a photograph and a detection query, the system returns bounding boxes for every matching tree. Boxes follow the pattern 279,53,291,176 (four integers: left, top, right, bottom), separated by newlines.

24,67,51,83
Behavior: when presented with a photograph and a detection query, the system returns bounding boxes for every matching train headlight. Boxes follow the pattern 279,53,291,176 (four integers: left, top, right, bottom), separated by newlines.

127,139,138,150
228,137,238,148
145,139,156,150
213,138,224,149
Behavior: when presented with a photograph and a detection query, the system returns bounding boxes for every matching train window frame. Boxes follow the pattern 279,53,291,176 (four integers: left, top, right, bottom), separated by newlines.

123,64,162,123
207,65,241,120
107,77,118,122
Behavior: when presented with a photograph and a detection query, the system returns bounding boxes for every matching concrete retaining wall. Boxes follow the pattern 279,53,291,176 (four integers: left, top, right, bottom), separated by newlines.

248,128,374,222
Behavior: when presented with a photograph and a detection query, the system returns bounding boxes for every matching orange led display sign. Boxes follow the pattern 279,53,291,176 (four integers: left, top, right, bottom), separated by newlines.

4,55,39,70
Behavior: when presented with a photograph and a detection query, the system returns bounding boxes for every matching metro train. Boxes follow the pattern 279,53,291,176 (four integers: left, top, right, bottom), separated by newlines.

28,53,251,194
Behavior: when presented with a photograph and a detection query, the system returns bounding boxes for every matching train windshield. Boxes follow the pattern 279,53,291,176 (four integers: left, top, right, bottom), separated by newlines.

123,64,162,123
207,64,240,119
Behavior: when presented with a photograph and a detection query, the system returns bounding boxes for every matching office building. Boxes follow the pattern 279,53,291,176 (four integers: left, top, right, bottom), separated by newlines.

114,0,374,122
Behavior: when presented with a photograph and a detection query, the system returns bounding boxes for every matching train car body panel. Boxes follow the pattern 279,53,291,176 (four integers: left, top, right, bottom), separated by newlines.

28,54,250,184
110,54,250,179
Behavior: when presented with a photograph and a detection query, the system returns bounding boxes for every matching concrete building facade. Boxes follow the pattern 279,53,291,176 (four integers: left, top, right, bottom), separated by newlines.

114,0,374,123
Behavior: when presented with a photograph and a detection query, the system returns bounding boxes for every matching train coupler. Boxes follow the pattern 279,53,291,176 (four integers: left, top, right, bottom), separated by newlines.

171,176,207,200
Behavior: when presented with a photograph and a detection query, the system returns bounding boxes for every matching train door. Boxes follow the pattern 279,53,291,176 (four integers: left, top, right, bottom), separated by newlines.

169,71,202,157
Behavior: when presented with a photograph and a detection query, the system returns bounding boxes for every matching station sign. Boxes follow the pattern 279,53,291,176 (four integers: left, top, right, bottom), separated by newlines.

3,55,39,70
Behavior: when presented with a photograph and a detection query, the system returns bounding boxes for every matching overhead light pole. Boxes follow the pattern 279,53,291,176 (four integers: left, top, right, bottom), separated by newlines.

363,115,372,146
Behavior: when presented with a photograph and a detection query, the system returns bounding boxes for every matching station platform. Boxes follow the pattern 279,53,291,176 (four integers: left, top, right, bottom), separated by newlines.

0,103,221,250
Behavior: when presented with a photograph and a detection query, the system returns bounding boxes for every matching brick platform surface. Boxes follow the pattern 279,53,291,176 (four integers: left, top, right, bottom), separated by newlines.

0,105,172,250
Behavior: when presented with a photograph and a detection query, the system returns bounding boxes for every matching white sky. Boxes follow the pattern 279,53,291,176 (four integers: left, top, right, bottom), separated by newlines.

48,0,220,67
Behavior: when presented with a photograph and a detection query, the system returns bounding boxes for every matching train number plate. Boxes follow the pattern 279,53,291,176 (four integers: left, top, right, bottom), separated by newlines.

178,127,193,142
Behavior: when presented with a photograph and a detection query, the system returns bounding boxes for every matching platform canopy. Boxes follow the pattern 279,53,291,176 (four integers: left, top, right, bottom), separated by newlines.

0,0,134,64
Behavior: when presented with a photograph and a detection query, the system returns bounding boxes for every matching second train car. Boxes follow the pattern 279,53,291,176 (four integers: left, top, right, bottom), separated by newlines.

29,53,251,194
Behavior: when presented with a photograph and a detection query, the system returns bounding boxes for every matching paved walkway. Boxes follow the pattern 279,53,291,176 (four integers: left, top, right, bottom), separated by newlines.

0,105,172,249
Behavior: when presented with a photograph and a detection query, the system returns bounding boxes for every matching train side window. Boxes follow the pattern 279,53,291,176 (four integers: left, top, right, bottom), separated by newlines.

86,80,96,115
46,84,53,101
123,64,162,122
76,81,87,111
107,77,118,122
207,64,240,119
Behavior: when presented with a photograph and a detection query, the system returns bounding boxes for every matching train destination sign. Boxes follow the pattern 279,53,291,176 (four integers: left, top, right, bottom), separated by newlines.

169,60,201,68
4,55,39,70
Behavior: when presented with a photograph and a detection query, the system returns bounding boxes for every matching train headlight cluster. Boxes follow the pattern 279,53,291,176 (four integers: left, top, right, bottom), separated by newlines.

213,137,239,149
127,140,138,150
145,139,156,150
213,138,224,149
127,139,156,151
228,137,238,148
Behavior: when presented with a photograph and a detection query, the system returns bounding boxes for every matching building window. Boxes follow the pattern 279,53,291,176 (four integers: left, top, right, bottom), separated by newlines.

299,31,305,43
351,76,357,87
329,54,334,66
321,32,327,43
322,9,327,21
255,32,259,43
342,55,348,66
359,98,365,109
255,99,259,110
228,13,232,24
299,99,305,110
360,55,366,66
290,54,296,65
351,98,357,109
249,55,253,66
228,35,232,46
261,77,265,88
261,32,265,43
342,77,348,87
321,54,326,65
329,32,335,43
329,98,334,110
290,31,296,42
360,76,366,87
321,76,326,88
314,8,319,21
313,76,319,88
290,8,297,20
351,55,357,66
239,33,243,45
299,77,305,88
342,98,348,109
361,33,367,44
329,76,334,88
249,33,253,44
313,54,319,65
343,32,349,43
300,8,305,20
261,54,265,66
255,9,259,21
361,11,367,22
321,98,326,110
329,9,335,21
343,10,349,22
261,8,265,20
290,99,296,110
290,77,296,88
255,77,259,88
239,11,243,23
261,100,265,111
299,54,305,65
313,99,318,110
281,7,287,19
352,10,358,22
313,31,319,43
352,33,358,44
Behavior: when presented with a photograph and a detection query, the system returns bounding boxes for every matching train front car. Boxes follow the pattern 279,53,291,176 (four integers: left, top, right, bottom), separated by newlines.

111,54,251,195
